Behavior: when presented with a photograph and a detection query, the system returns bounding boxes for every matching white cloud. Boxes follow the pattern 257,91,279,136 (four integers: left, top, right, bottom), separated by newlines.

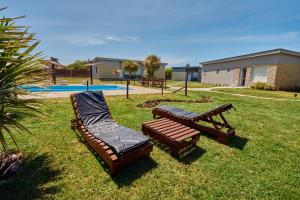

176,32,300,44
61,34,139,47
234,32,299,42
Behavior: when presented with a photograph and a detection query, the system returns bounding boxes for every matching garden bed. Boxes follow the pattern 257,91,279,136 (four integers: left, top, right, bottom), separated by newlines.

137,95,213,108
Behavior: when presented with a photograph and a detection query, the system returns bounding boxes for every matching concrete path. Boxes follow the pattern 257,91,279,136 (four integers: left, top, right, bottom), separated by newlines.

168,86,300,102
20,84,166,99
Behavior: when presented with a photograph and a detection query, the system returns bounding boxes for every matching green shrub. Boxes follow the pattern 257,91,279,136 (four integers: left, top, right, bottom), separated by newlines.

250,82,278,91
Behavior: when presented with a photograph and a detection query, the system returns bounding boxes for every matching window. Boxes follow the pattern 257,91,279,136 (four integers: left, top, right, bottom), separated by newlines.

95,66,98,73
216,69,219,74
251,66,268,82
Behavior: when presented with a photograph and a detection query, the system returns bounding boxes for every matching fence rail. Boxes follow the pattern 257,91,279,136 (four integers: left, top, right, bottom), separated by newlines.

55,69,90,77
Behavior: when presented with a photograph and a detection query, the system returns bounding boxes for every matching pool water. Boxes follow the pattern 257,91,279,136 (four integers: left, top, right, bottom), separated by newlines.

21,85,127,92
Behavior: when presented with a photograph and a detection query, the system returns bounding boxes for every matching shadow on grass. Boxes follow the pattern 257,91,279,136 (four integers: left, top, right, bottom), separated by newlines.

228,135,249,150
152,140,206,164
175,146,206,164
0,153,61,200
202,133,248,150
112,157,158,188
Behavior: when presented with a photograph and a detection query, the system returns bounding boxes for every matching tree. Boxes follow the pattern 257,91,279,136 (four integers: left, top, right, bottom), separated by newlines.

67,60,87,70
0,7,43,172
165,68,172,80
144,54,161,80
122,60,139,81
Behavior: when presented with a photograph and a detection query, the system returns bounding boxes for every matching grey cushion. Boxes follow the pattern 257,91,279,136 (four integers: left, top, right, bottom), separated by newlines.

158,105,201,119
75,91,149,155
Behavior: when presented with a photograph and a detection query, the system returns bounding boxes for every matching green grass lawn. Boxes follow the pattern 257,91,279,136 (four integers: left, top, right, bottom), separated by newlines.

1,91,300,199
167,80,213,88
213,88,300,100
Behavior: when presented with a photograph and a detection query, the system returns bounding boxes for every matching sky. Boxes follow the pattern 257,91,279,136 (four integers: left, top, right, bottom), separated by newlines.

2,0,300,66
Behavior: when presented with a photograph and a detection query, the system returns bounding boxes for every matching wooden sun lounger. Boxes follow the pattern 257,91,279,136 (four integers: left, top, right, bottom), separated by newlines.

152,104,236,144
70,93,153,175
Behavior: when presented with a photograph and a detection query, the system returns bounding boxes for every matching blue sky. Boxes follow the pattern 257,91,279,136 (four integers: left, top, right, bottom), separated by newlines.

2,0,300,66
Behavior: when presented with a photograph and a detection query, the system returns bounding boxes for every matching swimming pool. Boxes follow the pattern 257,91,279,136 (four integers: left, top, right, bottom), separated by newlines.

21,85,127,92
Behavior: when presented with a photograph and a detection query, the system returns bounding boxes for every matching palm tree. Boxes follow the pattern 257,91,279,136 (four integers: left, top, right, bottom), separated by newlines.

122,60,139,82
144,54,161,81
0,8,42,155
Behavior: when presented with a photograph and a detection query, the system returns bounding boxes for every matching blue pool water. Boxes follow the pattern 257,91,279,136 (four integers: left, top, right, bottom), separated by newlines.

21,85,127,92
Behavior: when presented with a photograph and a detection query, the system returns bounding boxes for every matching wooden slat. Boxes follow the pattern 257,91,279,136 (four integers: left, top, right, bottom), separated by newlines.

164,127,192,136
174,131,200,142
103,145,110,150
110,155,118,161
144,118,169,125
155,125,186,134
99,142,105,146
144,119,171,127
147,121,175,129
146,120,172,128
154,123,184,132
169,129,196,140
106,149,114,155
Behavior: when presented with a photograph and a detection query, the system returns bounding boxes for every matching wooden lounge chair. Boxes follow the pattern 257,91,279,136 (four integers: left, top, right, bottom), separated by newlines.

152,104,236,144
70,91,153,175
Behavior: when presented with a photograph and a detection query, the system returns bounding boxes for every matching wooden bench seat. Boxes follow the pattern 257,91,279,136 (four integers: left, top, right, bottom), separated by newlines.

142,118,200,156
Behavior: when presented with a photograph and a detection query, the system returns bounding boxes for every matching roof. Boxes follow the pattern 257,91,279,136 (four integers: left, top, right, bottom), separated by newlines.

93,57,168,65
172,66,201,69
200,48,300,65
43,60,65,66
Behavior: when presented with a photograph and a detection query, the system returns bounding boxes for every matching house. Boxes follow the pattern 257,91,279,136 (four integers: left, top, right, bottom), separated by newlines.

200,48,300,89
172,66,202,81
91,57,168,80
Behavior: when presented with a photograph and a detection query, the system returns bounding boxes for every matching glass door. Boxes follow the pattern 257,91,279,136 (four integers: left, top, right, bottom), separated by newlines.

239,68,247,86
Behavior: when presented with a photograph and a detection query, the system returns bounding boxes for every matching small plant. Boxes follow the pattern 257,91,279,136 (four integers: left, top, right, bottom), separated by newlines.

144,54,161,80
122,60,139,81
165,68,172,80
250,82,278,91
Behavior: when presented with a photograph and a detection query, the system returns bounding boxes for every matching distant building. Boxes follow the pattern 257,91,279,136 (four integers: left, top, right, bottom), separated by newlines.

201,48,300,89
91,57,168,80
172,66,202,81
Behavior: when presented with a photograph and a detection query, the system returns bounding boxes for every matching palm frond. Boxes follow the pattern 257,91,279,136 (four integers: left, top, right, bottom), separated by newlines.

0,8,43,152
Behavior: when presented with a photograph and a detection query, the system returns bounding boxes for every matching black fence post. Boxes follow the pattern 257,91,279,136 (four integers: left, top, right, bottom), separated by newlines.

86,80,89,91
90,65,93,85
161,80,164,96
164,79,167,90
126,79,129,99
185,64,190,96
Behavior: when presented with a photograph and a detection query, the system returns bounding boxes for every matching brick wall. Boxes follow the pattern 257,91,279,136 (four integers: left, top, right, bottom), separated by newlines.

267,66,277,85
275,64,300,89
245,67,253,86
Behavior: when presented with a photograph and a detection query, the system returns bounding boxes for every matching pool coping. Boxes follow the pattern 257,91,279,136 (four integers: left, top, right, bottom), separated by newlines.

19,84,167,99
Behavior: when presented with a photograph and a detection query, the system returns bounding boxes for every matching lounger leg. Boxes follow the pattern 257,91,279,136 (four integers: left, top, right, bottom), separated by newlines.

70,119,75,129
170,146,182,157
217,135,229,145
110,165,120,176
144,153,151,159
